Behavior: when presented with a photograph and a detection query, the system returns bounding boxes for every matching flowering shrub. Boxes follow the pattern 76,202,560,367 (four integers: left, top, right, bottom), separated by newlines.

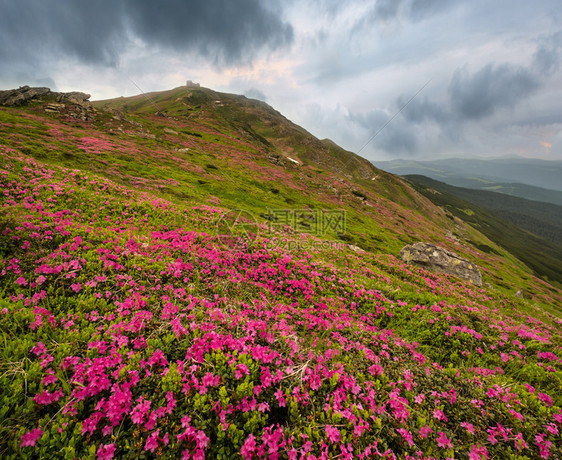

0,145,560,459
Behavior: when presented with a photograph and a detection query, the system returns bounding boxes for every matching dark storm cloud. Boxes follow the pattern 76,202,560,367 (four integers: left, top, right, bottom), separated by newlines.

344,55,547,157
0,0,293,68
0,1,126,66
449,64,540,120
124,1,293,65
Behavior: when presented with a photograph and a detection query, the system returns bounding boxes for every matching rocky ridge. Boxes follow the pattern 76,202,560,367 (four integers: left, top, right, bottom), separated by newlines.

0,85,94,121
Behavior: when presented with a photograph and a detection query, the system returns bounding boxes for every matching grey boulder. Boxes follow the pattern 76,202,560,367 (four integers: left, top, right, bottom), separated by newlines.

400,242,482,286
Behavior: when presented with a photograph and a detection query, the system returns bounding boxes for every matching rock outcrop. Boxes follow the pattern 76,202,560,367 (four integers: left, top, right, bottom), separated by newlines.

400,242,482,286
0,86,50,106
57,91,90,104
0,86,95,121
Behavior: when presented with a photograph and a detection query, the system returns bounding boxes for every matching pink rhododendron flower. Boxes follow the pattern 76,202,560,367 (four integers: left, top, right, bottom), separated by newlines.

274,389,286,407
509,408,524,421
131,397,151,425
535,433,553,458
419,425,433,439
195,430,209,449
33,388,63,405
369,364,384,376
97,443,116,460
241,434,257,459
20,428,44,447
537,351,558,361
181,415,191,428
514,432,528,451
524,383,535,393
201,372,220,388
469,444,489,460
42,373,58,385
461,422,475,435
397,428,414,447
437,432,453,449
30,342,47,356
235,363,250,380
326,425,341,443
538,392,553,407
144,429,160,452
15,276,28,286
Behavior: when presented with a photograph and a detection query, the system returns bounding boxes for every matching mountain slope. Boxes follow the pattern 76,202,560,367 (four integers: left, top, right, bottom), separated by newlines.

1,84,559,297
405,175,562,288
95,86,430,211
1,85,561,459
0,90,471,259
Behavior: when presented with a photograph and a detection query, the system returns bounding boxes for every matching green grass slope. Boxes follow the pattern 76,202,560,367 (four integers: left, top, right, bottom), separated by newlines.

0,141,561,459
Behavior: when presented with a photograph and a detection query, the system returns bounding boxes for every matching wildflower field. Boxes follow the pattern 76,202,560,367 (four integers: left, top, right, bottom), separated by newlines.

1,85,562,459
1,143,561,459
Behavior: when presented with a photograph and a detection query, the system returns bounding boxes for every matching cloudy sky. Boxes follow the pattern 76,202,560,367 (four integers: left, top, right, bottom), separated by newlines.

1,0,561,161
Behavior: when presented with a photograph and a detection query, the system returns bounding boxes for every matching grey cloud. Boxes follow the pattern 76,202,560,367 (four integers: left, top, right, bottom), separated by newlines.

306,0,354,18
0,0,126,66
0,0,293,70
449,64,539,119
513,113,562,127
349,109,418,154
243,88,267,101
533,31,562,76
370,0,455,23
125,1,293,66
374,0,402,20
397,96,448,124
344,57,545,157
409,0,453,20
375,124,417,154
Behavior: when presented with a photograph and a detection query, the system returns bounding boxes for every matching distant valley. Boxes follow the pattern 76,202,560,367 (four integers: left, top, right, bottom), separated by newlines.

375,157,562,205
403,175,562,288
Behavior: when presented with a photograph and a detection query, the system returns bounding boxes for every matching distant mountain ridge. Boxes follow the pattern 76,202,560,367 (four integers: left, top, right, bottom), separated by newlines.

375,158,562,201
